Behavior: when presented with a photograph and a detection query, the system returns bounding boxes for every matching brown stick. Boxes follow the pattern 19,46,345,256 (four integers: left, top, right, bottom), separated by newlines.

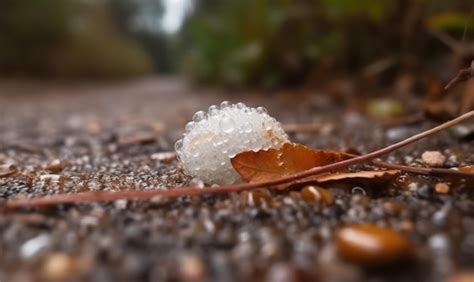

370,159,474,179
4,111,474,210
445,61,474,91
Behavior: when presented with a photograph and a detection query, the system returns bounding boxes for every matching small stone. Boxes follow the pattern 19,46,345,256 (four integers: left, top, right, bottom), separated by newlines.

366,98,405,119
382,201,404,215
20,234,51,259
39,174,63,183
151,152,176,163
179,255,205,281
450,124,474,140
46,159,66,173
417,185,434,199
300,186,334,205
42,253,78,280
0,164,17,178
265,262,305,282
114,199,128,209
421,151,446,167
335,224,413,266
434,182,450,194
397,221,415,232
239,189,273,208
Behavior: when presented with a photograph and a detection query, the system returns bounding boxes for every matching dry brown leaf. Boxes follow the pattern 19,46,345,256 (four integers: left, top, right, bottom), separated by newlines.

231,143,400,188
231,143,350,183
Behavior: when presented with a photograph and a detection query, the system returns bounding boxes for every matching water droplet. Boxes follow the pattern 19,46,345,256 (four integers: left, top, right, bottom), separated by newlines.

220,101,231,109
263,119,273,130
243,122,252,133
208,105,219,116
174,139,183,152
219,116,235,133
192,111,206,122
256,106,268,114
185,121,195,133
236,102,246,109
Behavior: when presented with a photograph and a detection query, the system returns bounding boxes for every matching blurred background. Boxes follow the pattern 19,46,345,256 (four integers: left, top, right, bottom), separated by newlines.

1,0,473,88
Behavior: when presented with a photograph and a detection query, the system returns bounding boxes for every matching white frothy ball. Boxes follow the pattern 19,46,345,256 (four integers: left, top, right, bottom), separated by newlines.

175,101,289,185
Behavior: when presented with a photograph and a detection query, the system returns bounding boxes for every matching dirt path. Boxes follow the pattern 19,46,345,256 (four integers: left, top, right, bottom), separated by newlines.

0,77,473,282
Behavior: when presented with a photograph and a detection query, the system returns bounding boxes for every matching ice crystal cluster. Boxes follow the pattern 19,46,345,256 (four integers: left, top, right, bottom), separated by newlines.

175,101,289,185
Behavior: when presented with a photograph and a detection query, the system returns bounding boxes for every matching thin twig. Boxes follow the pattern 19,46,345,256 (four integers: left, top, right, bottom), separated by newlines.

4,111,474,210
370,159,474,179
445,61,474,91
342,152,474,179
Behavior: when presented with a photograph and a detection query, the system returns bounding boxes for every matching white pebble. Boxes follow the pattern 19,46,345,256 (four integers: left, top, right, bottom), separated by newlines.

421,151,446,167
20,234,51,259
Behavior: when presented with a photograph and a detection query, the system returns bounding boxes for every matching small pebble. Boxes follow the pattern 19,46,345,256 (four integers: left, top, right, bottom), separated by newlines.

300,186,334,205
20,234,51,259
382,201,404,215
335,224,413,266
435,182,450,194
114,199,128,209
179,255,205,281
366,98,405,119
151,152,176,163
42,253,78,280
39,174,63,183
46,159,66,173
421,151,446,167
0,164,17,177
240,189,273,208
265,262,305,282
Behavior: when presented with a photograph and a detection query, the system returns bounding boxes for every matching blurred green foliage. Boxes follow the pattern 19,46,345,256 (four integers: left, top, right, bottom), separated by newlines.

0,0,472,83
0,0,154,78
181,0,474,87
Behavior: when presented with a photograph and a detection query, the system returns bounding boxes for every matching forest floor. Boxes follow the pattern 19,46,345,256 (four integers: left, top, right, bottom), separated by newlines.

0,76,473,282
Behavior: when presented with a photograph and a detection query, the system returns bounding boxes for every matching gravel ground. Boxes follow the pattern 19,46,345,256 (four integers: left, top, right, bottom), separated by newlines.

0,77,473,282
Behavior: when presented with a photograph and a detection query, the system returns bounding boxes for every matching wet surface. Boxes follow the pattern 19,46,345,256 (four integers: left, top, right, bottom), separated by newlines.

0,77,473,281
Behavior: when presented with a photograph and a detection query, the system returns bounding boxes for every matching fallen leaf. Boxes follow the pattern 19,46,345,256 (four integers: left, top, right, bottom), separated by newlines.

231,143,349,183
231,143,400,188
